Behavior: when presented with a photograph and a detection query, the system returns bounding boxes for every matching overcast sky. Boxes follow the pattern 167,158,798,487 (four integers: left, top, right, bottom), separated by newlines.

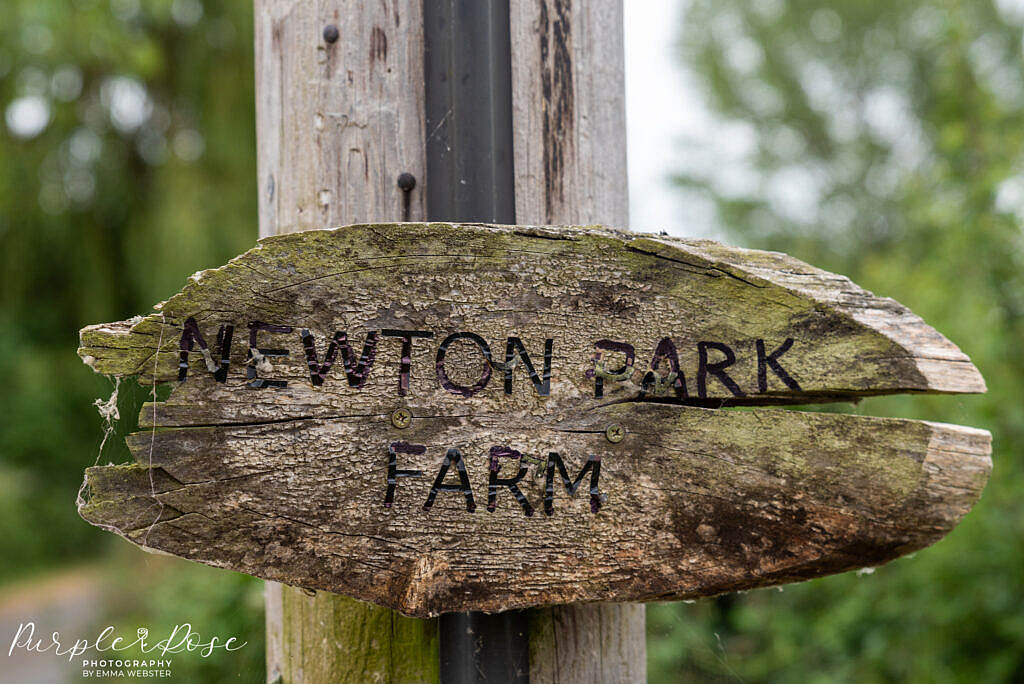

625,0,720,239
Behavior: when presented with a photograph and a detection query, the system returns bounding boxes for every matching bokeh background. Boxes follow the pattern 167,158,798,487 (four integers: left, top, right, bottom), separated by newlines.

1,0,1021,681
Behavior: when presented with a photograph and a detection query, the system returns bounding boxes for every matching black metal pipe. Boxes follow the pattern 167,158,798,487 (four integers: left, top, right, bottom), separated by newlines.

423,0,526,682
439,611,530,683
424,0,515,224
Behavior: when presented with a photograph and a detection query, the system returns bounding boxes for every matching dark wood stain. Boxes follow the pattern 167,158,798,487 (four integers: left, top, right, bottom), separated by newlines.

370,26,388,65
539,0,575,221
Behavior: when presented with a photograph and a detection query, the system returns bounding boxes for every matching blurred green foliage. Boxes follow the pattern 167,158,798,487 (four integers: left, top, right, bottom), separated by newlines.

0,0,264,678
0,0,256,573
650,0,1024,681
95,550,266,683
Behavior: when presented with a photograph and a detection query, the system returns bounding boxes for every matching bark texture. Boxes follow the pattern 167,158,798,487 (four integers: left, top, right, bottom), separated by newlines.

77,222,990,618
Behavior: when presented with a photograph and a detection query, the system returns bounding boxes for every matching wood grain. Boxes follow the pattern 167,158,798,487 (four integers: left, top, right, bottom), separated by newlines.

254,0,426,239
79,402,990,617
254,1,433,680
76,222,990,618
510,0,629,228
509,1,647,672
78,222,984,402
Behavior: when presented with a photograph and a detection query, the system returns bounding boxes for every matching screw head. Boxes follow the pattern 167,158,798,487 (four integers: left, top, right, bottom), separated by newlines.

391,408,412,429
323,24,340,44
605,423,625,443
397,172,416,192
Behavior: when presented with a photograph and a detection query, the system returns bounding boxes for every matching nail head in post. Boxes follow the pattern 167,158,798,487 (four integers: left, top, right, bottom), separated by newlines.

391,408,412,429
605,423,625,443
397,172,416,192
322,24,340,44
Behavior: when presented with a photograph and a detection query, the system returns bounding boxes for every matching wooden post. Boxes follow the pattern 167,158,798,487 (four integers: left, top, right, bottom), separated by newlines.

254,1,438,682
253,0,642,680
505,1,646,682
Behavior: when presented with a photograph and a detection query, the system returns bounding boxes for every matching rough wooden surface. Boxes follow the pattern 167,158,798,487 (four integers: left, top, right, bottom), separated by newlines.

253,1,432,680
77,222,990,618
263,582,439,683
78,399,990,616
509,1,644,672
254,0,426,238
528,604,645,684
510,0,629,227
78,223,985,400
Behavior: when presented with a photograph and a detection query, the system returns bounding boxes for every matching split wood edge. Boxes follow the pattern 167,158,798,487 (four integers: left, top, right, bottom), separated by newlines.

76,405,991,617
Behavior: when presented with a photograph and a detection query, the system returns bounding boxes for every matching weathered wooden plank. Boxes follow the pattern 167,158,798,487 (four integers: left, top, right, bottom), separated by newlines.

76,220,989,621
80,403,990,617
78,223,984,408
254,0,426,238
510,0,629,228
528,603,645,684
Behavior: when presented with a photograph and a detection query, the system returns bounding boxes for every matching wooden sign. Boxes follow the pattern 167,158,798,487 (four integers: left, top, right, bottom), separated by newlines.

77,223,990,618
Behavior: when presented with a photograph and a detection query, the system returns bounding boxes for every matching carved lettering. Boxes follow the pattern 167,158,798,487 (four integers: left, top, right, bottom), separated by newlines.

503,337,553,396
436,332,494,398
640,337,687,399
423,448,476,512
178,317,233,383
486,446,534,516
385,441,425,508
586,340,636,398
757,338,801,392
545,452,603,515
382,329,434,395
247,321,291,389
697,341,745,398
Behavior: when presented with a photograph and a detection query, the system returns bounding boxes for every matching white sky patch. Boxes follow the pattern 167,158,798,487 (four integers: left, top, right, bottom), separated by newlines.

5,95,51,139
726,36,764,75
864,87,910,145
625,0,721,238
768,165,824,224
799,59,841,113
996,0,1024,24
995,175,1024,219
101,76,152,133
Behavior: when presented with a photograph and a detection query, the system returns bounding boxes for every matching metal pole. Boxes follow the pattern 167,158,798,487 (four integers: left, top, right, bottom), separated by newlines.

424,0,515,223
423,0,527,681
